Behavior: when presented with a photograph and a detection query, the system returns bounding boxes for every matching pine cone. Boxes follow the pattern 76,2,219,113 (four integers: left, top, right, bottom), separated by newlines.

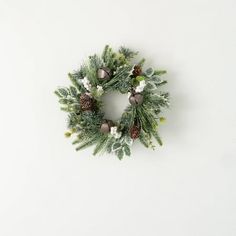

80,93,93,111
130,125,140,139
132,65,142,77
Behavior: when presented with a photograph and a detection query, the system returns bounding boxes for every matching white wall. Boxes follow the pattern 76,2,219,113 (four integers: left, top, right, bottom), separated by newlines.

0,0,236,235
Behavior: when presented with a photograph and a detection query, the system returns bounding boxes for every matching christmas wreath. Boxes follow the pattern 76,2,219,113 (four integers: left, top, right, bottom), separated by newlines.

55,45,169,159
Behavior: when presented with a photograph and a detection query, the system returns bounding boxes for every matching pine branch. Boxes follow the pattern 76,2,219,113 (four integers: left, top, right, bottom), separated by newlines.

103,65,133,91
75,136,98,151
93,135,109,155
102,45,116,69
152,130,163,146
68,73,86,92
139,130,150,148
154,70,167,75
85,54,103,86
120,105,136,130
119,46,138,59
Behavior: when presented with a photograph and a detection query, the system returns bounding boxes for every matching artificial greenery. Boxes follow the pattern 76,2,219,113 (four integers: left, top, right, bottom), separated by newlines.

55,45,169,159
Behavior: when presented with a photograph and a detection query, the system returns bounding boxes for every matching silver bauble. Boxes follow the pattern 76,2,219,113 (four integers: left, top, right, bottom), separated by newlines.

100,120,114,133
97,67,111,80
129,95,136,105
129,93,144,105
100,123,110,133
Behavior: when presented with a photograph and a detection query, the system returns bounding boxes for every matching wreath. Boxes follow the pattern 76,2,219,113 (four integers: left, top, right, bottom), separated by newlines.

55,45,169,159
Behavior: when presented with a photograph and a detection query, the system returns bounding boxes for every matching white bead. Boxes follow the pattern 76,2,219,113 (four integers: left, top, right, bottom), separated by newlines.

110,126,121,139
97,85,103,92
81,77,92,91
135,80,146,92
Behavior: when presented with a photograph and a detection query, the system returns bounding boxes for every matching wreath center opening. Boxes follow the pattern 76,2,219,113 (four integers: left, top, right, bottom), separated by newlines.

101,91,129,121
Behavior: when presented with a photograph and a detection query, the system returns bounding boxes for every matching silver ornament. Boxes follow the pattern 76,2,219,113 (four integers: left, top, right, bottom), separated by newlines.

100,120,114,133
134,93,143,105
100,123,110,133
129,93,144,105
97,67,111,80
129,95,136,105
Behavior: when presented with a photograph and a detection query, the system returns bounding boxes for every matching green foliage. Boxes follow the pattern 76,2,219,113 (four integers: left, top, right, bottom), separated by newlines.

123,145,131,156
103,64,134,93
154,70,167,75
93,135,109,155
145,68,154,77
75,136,98,151
55,45,169,159
102,45,117,70
139,130,151,148
111,135,133,159
86,54,103,86
119,105,136,130
119,46,138,60
68,65,87,91
55,86,80,113
78,111,104,131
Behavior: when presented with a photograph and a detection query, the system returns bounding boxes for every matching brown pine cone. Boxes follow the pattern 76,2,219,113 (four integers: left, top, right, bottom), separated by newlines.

132,65,142,77
80,93,93,111
130,125,141,139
